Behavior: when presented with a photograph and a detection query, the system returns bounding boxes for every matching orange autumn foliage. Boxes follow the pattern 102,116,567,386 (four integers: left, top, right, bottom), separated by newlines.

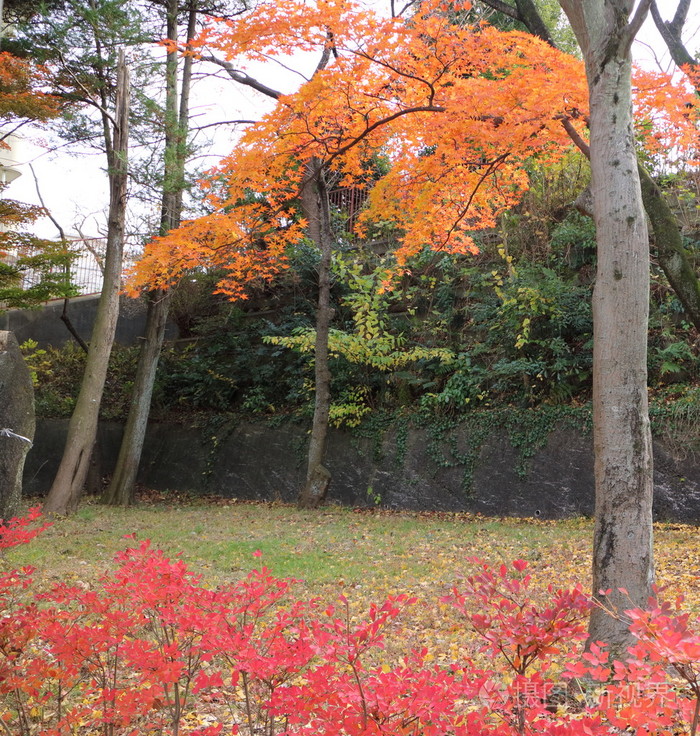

0,52,62,265
0,52,60,126
632,66,699,165
131,0,695,300
354,23,588,263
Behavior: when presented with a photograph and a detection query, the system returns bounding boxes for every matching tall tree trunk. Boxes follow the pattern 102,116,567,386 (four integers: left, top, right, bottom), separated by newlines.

103,0,195,506
101,290,170,505
299,163,334,509
560,0,654,655
43,51,130,516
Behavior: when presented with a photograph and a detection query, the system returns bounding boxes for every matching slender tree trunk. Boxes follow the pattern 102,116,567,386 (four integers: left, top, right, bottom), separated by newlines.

650,0,695,70
560,0,654,654
638,164,700,331
574,167,700,332
644,3,700,330
299,163,333,509
103,0,195,506
43,52,130,516
102,291,170,504
514,0,555,44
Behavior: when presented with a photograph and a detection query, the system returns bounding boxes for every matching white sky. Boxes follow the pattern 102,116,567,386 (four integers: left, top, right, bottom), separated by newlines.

3,0,698,241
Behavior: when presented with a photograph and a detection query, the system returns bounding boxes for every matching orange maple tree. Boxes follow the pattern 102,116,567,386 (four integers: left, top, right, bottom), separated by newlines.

632,66,699,166
0,51,59,129
131,0,699,294
129,0,597,507
130,0,590,298
129,0,700,509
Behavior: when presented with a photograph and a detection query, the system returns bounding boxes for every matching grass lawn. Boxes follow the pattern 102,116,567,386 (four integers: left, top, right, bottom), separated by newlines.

7,496,700,634
8,496,595,589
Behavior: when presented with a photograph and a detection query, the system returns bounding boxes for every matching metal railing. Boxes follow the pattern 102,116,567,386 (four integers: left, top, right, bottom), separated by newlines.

328,186,369,235
16,238,142,297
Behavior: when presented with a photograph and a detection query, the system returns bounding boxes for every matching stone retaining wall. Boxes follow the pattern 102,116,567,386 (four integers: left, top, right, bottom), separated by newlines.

23,418,700,522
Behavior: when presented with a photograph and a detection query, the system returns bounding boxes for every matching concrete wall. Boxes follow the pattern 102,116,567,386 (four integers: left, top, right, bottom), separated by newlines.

23,418,700,522
0,295,179,348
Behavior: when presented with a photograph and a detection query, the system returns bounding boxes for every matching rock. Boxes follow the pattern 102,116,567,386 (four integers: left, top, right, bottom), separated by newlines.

0,331,35,519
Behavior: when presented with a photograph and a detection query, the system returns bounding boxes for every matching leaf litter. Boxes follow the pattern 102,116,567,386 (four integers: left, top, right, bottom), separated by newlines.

4,496,700,731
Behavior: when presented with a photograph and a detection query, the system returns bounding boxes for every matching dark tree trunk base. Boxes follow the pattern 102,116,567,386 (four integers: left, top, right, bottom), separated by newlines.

299,464,331,509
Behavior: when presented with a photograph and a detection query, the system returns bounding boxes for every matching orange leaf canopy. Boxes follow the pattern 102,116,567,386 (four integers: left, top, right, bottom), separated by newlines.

131,0,591,298
632,66,700,166
0,52,60,125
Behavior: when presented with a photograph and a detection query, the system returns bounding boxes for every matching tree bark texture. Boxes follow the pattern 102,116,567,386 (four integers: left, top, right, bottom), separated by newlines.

103,0,194,506
514,0,555,44
0,331,34,519
299,163,334,509
43,51,130,516
560,0,654,655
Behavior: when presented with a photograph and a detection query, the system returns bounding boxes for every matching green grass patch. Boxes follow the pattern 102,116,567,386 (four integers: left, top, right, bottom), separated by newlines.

6,499,698,618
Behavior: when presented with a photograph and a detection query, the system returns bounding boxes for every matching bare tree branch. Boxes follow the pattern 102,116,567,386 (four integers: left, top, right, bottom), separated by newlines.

314,30,337,75
328,105,445,164
200,55,282,99
558,116,591,158
192,119,256,132
514,0,555,45
438,153,510,249
670,0,692,36
479,0,521,21
623,0,652,56
29,164,89,353
396,0,420,16
650,0,696,69
0,121,31,142
28,163,66,240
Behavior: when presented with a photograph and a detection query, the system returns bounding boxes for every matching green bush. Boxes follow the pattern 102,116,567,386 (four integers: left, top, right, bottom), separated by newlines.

24,342,139,420
155,306,315,416
22,192,700,426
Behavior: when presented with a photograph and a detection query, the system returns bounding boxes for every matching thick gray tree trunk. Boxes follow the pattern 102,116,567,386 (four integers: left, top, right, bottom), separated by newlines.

0,332,34,519
299,163,334,509
43,52,130,516
560,0,654,654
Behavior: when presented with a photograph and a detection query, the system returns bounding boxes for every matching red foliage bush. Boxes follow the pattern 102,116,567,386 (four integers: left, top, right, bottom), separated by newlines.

0,510,697,736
